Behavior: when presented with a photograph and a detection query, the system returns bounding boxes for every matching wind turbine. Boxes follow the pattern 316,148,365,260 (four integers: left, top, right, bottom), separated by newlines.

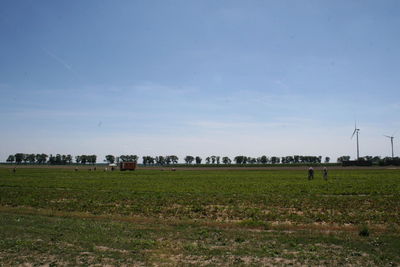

351,123,360,160
384,132,396,158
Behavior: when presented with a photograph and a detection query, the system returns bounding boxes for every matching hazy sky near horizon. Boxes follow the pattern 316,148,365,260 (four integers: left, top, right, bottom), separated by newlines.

1,0,400,162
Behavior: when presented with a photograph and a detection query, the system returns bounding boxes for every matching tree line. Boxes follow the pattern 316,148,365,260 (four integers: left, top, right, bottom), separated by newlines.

180,155,330,165
8,153,396,165
6,153,97,165
111,155,331,165
337,155,400,165
6,153,333,165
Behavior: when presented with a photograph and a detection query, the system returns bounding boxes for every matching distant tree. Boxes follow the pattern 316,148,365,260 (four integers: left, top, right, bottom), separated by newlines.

162,155,178,165
35,154,48,164
271,156,280,164
55,154,62,164
106,155,115,164
205,157,211,164
46,154,67,165
381,156,400,166
216,156,220,164
371,156,381,164
149,156,155,165
25,154,35,164
62,154,68,164
75,155,81,164
324,157,330,163
48,154,54,164
170,155,179,164
66,154,72,164
15,153,24,164
155,156,165,165
382,157,392,164
195,156,202,164
222,156,231,164
61,155,67,164
234,156,244,164
130,155,138,162
286,156,294,164
119,155,127,162
184,156,194,164
337,156,351,163
22,154,28,164
80,155,88,164
87,155,97,164
364,156,373,161
260,155,268,164
6,155,15,163
142,156,155,165
119,155,137,162
248,157,257,164
210,156,216,164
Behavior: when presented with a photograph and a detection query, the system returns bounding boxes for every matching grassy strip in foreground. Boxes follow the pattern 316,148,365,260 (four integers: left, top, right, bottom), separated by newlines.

1,212,399,266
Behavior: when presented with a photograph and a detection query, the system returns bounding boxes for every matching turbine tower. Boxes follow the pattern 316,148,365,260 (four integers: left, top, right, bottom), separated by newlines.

384,134,395,158
351,123,360,160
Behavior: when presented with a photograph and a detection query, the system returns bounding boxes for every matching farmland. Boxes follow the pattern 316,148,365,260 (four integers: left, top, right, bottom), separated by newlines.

0,167,399,266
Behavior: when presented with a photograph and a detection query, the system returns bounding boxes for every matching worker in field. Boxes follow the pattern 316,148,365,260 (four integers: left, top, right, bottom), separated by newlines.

323,167,328,180
308,167,314,180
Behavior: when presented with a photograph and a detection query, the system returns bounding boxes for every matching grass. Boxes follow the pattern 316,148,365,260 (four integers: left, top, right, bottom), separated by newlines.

0,167,399,266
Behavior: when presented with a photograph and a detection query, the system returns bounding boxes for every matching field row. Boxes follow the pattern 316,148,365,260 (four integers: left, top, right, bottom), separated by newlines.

1,211,399,266
1,168,399,225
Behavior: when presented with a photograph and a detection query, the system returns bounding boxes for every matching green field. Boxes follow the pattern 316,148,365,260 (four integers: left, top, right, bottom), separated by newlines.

1,167,399,266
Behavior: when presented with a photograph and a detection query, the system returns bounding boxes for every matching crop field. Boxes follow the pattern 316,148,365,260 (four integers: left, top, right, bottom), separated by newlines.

0,167,399,266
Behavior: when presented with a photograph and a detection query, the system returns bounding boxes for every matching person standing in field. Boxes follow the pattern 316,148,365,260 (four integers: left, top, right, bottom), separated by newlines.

308,167,314,180
323,167,328,180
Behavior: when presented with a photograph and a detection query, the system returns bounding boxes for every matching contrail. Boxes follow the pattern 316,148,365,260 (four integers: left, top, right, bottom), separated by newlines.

41,47,73,72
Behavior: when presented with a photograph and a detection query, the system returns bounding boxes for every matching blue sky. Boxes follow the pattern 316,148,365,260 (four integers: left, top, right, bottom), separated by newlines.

1,0,400,162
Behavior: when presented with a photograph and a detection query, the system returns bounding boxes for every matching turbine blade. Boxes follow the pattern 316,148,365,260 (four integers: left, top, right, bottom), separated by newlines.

384,135,392,138
351,129,356,139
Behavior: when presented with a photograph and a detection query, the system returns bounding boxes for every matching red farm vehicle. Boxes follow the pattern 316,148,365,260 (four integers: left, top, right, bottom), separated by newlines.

119,161,137,171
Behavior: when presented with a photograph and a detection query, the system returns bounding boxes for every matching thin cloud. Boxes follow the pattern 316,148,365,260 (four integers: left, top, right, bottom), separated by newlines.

189,120,293,130
131,83,198,95
41,47,74,73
